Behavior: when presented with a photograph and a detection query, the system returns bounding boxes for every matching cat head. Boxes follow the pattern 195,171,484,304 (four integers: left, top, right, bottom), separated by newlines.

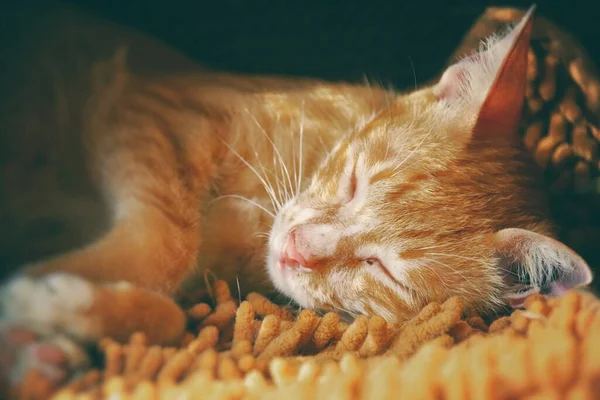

266,7,592,320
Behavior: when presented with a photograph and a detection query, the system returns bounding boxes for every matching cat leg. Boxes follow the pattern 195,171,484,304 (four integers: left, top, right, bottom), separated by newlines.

0,126,215,391
0,273,187,391
1,272,188,345
0,204,203,391
1,191,202,335
23,203,202,293
0,326,89,392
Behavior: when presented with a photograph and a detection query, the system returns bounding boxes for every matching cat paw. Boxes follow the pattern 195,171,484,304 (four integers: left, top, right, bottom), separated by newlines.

0,273,97,393
0,273,100,340
0,324,90,389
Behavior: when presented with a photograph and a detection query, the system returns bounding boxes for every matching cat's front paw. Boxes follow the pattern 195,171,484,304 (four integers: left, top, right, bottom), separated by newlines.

0,324,90,393
0,273,99,392
0,273,100,340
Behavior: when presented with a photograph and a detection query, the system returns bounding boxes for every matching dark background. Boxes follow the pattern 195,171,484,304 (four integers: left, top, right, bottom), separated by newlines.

31,0,599,89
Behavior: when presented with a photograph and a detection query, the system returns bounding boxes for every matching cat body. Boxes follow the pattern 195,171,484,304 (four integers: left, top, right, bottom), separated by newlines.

0,5,388,293
0,4,593,389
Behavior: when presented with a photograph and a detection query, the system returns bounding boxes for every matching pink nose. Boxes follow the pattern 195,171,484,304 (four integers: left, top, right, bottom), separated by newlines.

281,229,310,268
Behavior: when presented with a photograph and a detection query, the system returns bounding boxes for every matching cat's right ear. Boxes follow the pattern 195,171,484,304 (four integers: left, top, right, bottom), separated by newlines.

433,6,535,143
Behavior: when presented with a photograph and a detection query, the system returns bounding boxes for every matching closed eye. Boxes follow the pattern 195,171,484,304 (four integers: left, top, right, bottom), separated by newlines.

364,257,404,287
365,258,379,266
346,167,358,203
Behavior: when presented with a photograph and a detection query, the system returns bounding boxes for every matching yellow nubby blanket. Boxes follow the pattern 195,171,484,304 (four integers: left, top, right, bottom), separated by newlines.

16,280,598,399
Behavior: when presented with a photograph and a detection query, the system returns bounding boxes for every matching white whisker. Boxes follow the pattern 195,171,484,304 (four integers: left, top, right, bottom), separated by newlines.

286,296,295,308
413,242,456,251
236,276,242,304
423,257,485,298
248,136,287,209
413,259,450,291
285,111,299,203
325,293,357,320
211,194,275,218
297,100,305,197
373,75,392,118
408,56,418,92
383,141,390,162
244,108,295,205
392,126,433,175
316,135,328,153
220,139,282,211
259,150,287,207
425,252,490,266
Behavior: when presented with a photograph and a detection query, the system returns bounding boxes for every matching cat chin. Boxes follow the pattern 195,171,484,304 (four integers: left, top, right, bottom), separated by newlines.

266,257,316,309
265,254,292,295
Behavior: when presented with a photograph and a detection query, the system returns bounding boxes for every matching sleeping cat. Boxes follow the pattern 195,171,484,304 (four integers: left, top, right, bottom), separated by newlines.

0,4,592,388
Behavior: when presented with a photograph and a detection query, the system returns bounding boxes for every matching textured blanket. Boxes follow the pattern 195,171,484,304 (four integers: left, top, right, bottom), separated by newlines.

19,281,600,399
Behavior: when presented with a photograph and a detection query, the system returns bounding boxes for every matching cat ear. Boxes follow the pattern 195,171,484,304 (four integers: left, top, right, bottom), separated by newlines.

493,228,593,308
433,6,535,142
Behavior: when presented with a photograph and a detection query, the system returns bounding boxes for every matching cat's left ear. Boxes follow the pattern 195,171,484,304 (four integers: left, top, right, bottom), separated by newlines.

493,228,593,308
434,6,535,142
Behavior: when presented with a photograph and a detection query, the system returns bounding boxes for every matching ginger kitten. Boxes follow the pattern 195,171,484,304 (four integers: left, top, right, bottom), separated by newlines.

0,4,592,388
